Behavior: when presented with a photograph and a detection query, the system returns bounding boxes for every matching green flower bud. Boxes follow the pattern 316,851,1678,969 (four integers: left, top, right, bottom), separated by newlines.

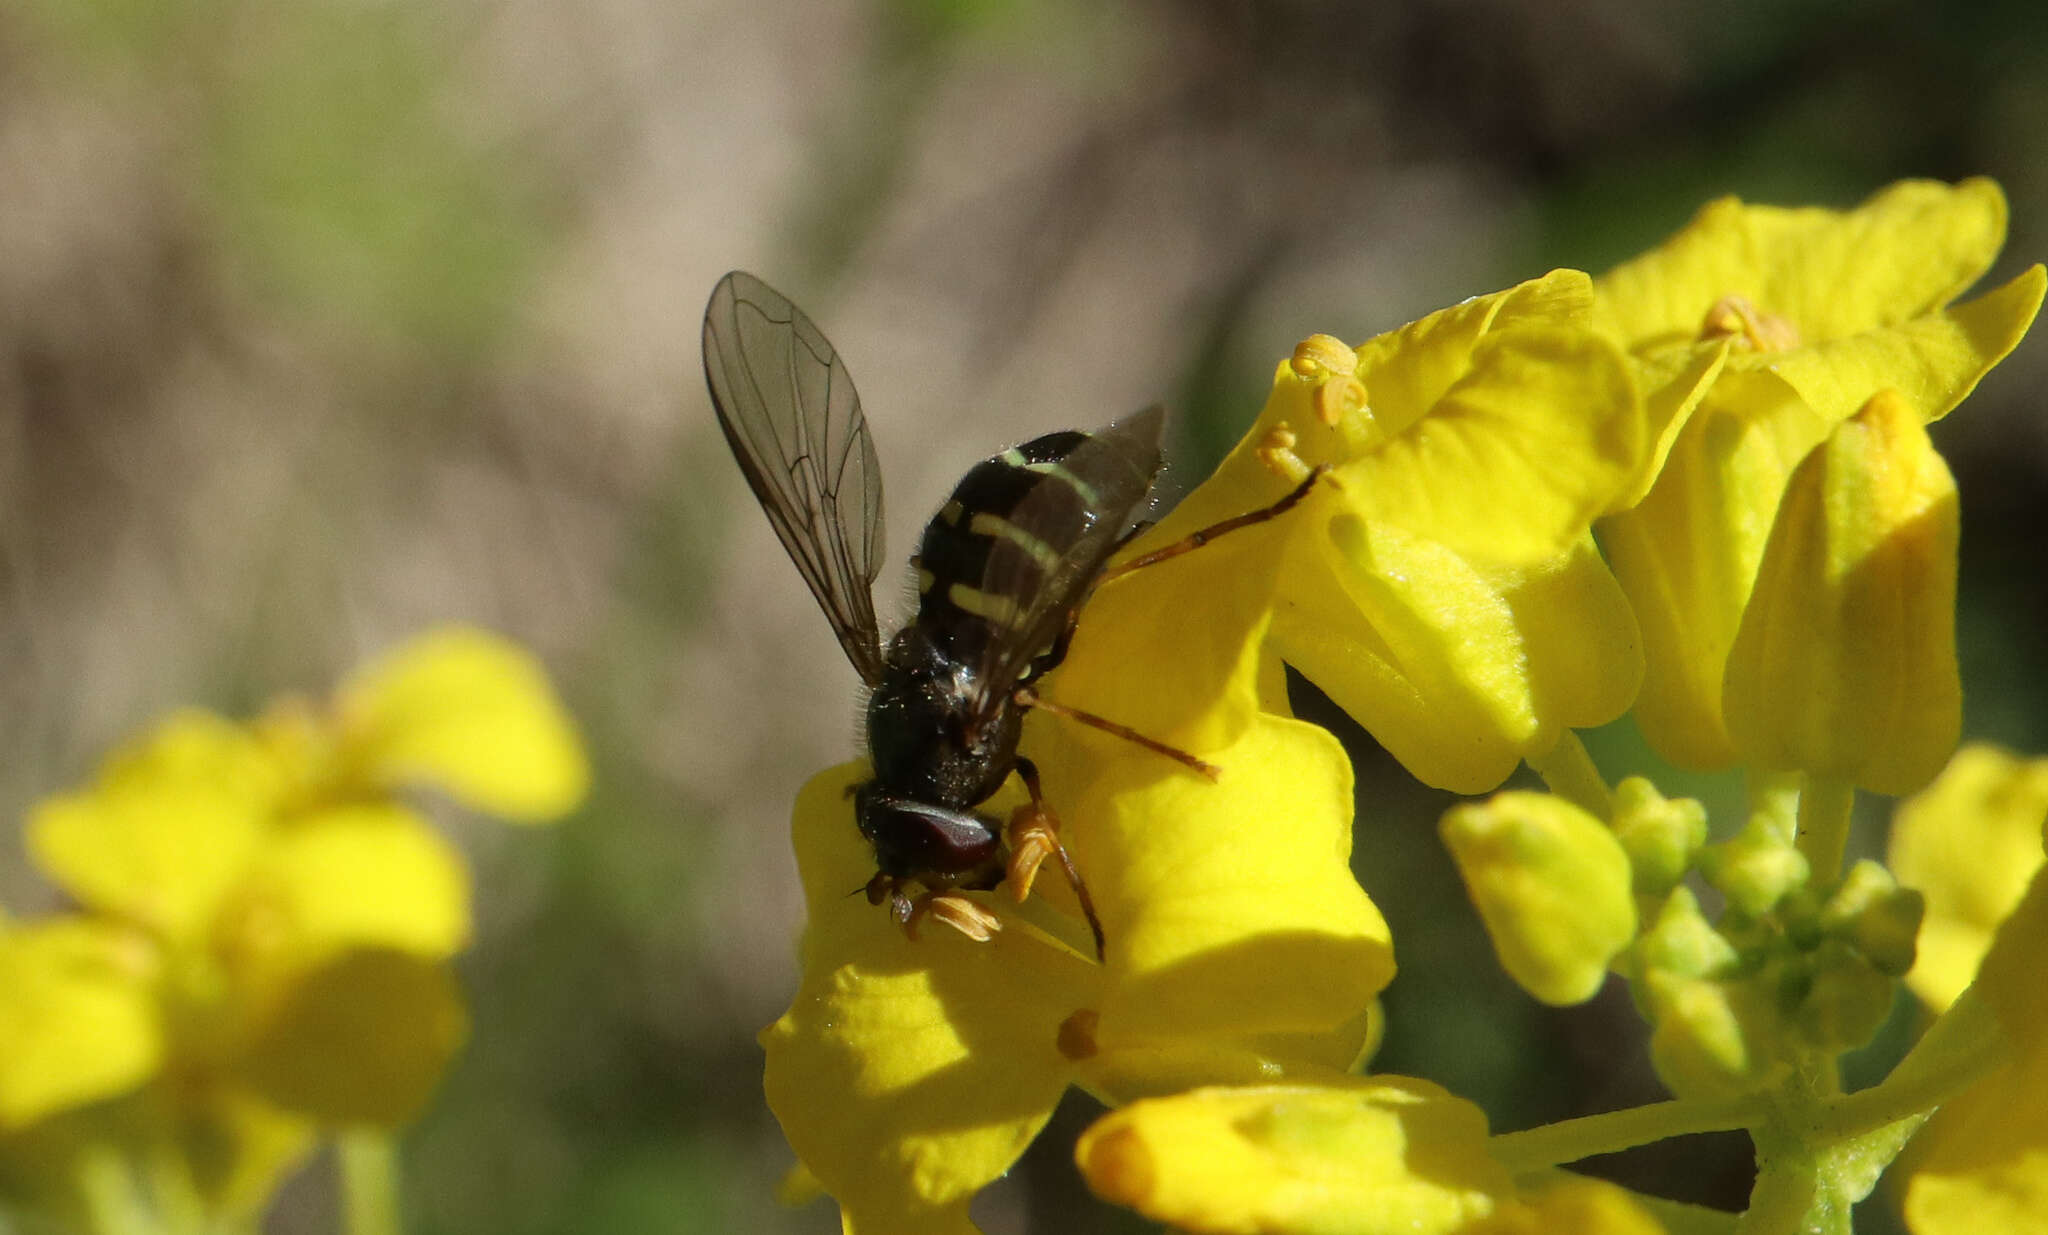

1636,885,1738,980
1441,792,1638,1006
1699,811,1811,918
1644,970,1788,1100
1792,945,1897,1052
1817,859,1925,976
1611,777,1708,896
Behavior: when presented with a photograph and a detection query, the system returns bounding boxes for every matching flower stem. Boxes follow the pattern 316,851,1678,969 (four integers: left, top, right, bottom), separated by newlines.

340,1130,403,1235
76,1147,160,1235
1527,731,1612,819
1487,1094,1766,1173
1794,775,1855,881
1818,989,2008,1142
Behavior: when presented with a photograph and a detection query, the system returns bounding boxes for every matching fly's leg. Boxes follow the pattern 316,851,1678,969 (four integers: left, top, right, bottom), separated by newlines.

1006,756,1106,961
867,871,1004,944
1013,686,1220,780
1097,465,1327,585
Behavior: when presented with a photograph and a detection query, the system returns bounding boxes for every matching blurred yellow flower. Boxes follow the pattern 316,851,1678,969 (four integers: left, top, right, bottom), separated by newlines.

1895,750,2048,1235
1595,178,2044,770
1889,745,2048,1012
761,550,1392,1234
0,626,585,1223
1066,271,1649,793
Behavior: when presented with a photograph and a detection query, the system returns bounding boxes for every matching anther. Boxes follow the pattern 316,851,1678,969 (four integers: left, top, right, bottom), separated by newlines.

1699,294,1801,351
1290,333,1357,379
914,892,1004,943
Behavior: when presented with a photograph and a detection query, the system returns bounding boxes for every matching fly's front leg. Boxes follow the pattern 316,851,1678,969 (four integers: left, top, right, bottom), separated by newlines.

1098,466,1327,585
1005,756,1106,961
868,871,1003,944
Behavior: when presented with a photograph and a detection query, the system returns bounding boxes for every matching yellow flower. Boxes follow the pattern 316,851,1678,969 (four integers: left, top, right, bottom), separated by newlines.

1893,748,2048,1235
760,552,1392,1234
1073,1079,1667,1235
1594,178,2045,770
1721,390,1960,794
1888,745,2048,1012
1057,271,1649,793
0,627,584,1221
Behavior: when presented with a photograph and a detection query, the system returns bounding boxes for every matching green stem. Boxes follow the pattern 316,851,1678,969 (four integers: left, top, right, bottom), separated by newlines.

1487,1094,1767,1173
1526,731,1613,819
76,1147,160,1235
1793,775,1855,881
1818,991,2008,1142
340,1130,403,1235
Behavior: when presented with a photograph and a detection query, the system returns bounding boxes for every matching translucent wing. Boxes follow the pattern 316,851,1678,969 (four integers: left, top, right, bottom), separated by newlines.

702,271,887,686
967,405,1166,723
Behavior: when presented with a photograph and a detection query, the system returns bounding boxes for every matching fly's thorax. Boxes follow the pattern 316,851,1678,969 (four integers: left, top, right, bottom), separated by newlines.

867,628,1020,809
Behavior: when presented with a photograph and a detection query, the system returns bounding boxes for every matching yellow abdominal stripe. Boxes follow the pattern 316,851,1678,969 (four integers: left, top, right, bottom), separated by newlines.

968,512,1062,573
947,582,1026,628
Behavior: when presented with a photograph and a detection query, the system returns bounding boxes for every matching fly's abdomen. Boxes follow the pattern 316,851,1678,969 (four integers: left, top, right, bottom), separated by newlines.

911,430,1103,661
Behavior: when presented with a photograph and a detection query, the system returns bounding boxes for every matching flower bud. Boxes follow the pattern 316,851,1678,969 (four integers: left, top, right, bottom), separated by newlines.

1610,777,1708,896
1723,390,1961,795
1440,793,1637,1005
1075,1079,1511,1235
1818,859,1923,976
1644,969,1788,1100
1699,811,1811,919
1635,885,1738,981
1791,945,1897,1053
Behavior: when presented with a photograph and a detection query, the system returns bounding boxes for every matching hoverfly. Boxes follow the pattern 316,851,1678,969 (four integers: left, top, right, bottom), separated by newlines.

702,271,1317,960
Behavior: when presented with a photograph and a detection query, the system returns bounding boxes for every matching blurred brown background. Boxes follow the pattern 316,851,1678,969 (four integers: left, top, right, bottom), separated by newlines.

2,1,2044,1231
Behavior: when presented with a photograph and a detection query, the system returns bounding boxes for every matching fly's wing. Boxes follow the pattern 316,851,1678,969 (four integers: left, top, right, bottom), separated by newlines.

966,404,1166,723
702,271,887,686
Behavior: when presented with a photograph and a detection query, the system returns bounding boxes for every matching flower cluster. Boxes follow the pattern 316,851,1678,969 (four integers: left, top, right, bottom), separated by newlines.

0,627,587,1230
761,179,2048,1234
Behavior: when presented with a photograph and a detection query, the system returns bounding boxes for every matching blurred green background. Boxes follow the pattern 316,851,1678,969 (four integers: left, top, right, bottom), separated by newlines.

2,0,2044,1231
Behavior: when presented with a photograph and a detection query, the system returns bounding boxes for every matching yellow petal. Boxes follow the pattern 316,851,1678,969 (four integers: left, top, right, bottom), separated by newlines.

1609,342,1728,512
234,949,468,1126
1045,525,1278,761
1043,711,1392,1044
1766,265,2046,425
1156,270,1596,542
0,918,164,1129
1901,1000,2048,1235
1478,1176,1671,1235
1074,1078,1512,1235
1348,325,1643,566
1489,537,1644,747
1598,374,1834,770
221,802,474,986
1272,512,1533,793
1888,745,2048,1013
1901,816,2048,1235
26,711,279,940
1592,179,2010,351
1441,792,1637,1006
761,764,1098,1235
1723,391,1960,794
1350,269,1597,442
337,626,589,823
